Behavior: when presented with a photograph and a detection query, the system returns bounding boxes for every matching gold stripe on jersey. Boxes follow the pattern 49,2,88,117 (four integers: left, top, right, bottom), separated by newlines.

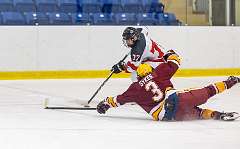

165,87,174,93
106,97,118,108
167,54,181,66
150,101,165,121
214,82,227,93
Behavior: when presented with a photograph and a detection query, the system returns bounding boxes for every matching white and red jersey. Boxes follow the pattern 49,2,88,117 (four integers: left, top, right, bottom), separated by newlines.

123,28,167,81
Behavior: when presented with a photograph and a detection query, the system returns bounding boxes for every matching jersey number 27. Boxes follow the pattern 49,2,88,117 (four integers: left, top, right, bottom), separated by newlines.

145,81,163,102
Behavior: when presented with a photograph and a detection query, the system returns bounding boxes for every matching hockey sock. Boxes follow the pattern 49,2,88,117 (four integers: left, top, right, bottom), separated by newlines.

200,109,221,120
206,78,238,98
206,81,226,98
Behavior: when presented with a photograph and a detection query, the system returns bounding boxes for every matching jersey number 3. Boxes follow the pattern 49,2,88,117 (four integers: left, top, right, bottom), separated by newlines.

145,81,163,102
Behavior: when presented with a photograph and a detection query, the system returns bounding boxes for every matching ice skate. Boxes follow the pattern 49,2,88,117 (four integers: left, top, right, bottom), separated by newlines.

220,112,239,121
227,76,240,83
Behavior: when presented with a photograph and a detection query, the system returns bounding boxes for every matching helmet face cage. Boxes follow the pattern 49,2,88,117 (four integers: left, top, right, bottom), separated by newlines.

122,38,128,47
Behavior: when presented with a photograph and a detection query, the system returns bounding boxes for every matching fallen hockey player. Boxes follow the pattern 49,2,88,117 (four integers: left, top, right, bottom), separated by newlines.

97,52,239,121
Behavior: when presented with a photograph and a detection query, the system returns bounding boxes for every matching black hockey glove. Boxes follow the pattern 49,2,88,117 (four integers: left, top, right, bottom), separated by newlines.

111,61,125,74
97,101,110,114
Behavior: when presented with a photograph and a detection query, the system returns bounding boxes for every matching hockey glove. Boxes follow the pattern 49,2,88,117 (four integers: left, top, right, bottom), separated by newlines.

111,61,125,74
97,101,110,114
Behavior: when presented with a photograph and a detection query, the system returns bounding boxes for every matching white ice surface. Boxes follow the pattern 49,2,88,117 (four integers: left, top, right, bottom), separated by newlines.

0,77,239,149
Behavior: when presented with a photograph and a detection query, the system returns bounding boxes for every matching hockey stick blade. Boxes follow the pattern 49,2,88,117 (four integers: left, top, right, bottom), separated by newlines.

44,98,96,110
45,106,96,110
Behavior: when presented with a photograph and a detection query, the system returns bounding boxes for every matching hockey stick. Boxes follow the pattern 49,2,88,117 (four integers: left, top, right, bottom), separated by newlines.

87,52,130,105
44,52,130,110
45,106,96,110
44,98,96,110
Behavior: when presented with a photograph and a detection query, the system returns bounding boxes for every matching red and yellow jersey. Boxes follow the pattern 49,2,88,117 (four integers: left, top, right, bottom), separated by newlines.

105,56,180,121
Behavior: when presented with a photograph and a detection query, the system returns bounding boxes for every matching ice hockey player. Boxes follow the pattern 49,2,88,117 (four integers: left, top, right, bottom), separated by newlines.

97,52,239,121
111,27,168,82
97,50,180,120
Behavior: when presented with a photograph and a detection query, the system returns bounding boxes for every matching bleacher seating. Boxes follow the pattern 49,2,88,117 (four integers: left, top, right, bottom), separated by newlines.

80,0,101,13
167,13,180,25
101,0,123,13
142,0,164,13
14,0,36,12
93,13,115,25
48,12,72,25
0,15,2,24
115,13,137,25
71,13,91,25
58,0,80,13
137,13,157,25
35,0,59,12
24,12,49,25
142,0,161,7
0,0,181,26
1,12,25,25
157,13,180,25
121,0,143,13
0,0,14,12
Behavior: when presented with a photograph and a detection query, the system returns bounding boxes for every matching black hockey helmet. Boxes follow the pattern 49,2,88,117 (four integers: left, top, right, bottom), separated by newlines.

122,27,139,40
122,27,141,47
